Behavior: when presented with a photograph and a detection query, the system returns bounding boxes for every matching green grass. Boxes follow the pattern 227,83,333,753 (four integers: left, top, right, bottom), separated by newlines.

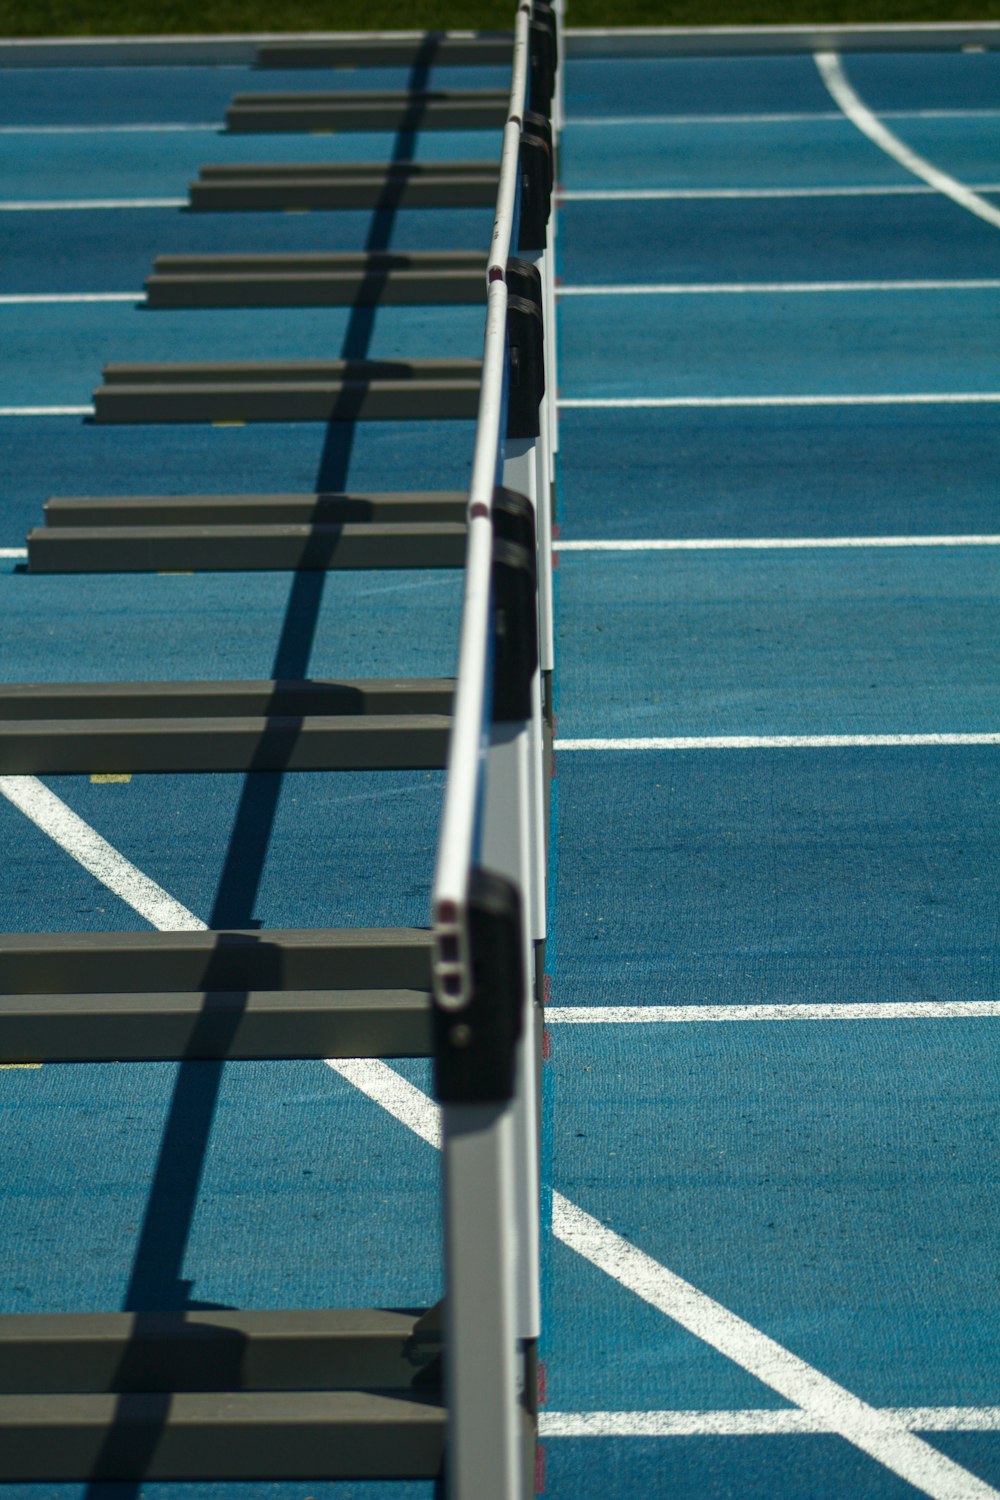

1,0,997,39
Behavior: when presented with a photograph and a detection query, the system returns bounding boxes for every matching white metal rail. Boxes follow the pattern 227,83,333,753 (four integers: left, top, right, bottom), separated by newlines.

431,3,559,1494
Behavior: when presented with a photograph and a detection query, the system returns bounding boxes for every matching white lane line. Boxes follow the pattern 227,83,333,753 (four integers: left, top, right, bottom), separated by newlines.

559,394,1000,410
0,123,219,134
555,734,1000,751
554,1195,1000,1500
559,183,1000,201
0,548,28,558
547,1001,1000,1023
556,535,1000,551
0,292,142,304
0,777,206,932
566,109,1000,126
0,406,94,417
558,279,1000,295
540,1406,1000,1437
816,52,1000,231
0,198,186,212
319,1059,999,1500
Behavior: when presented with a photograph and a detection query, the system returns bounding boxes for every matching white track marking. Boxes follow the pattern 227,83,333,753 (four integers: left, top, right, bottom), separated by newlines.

816,52,1000,231
0,292,142,304
325,1058,442,1148
555,734,1000,751
559,394,1000,410
0,777,205,932
0,406,95,417
5,797,988,1495
540,1406,1000,1437
0,198,186,212
0,548,27,558
553,1195,1000,1500
558,279,1000,295
547,1001,1000,1023
318,1055,999,1499
559,183,1000,201
567,109,1000,126
0,123,219,134
556,535,1000,551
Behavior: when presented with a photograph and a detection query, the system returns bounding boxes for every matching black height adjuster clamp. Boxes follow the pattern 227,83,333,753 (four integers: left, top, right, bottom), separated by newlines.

518,129,552,251
433,868,525,1105
506,292,545,440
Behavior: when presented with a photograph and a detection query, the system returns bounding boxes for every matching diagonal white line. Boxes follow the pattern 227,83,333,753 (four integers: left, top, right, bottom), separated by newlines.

312,1059,1000,1500
816,52,1000,231
0,777,205,932
553,1195,1000,1500
8,804,994,1496
546,1001,1000,1023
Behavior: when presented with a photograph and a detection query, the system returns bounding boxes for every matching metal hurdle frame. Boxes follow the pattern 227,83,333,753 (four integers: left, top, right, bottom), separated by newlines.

431,4,558,1495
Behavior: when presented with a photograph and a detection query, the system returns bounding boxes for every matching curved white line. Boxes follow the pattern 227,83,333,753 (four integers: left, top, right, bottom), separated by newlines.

816,51,1000,230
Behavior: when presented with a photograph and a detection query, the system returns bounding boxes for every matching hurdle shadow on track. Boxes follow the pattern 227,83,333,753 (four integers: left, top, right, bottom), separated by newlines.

83,39,445,1498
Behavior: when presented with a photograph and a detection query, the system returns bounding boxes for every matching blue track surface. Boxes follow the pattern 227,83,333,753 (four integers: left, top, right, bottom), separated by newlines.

2,35,1000,1500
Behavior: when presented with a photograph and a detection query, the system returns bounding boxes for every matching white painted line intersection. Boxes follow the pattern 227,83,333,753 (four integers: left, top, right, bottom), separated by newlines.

3,795,993,1500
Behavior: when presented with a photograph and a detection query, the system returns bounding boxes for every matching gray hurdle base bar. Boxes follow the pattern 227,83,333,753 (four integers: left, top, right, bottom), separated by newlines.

188,160,499,211
145,251,487,308
0,1390,444,1481
0,990,433,1063
226,89,508,132
92,358,481,424
0,926,434,1060
0,1307,441,1395
255,33,514,68
0,925,434,992
27,522,467,573
0,678,452,774
40,491,468,527
29,490,469,574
